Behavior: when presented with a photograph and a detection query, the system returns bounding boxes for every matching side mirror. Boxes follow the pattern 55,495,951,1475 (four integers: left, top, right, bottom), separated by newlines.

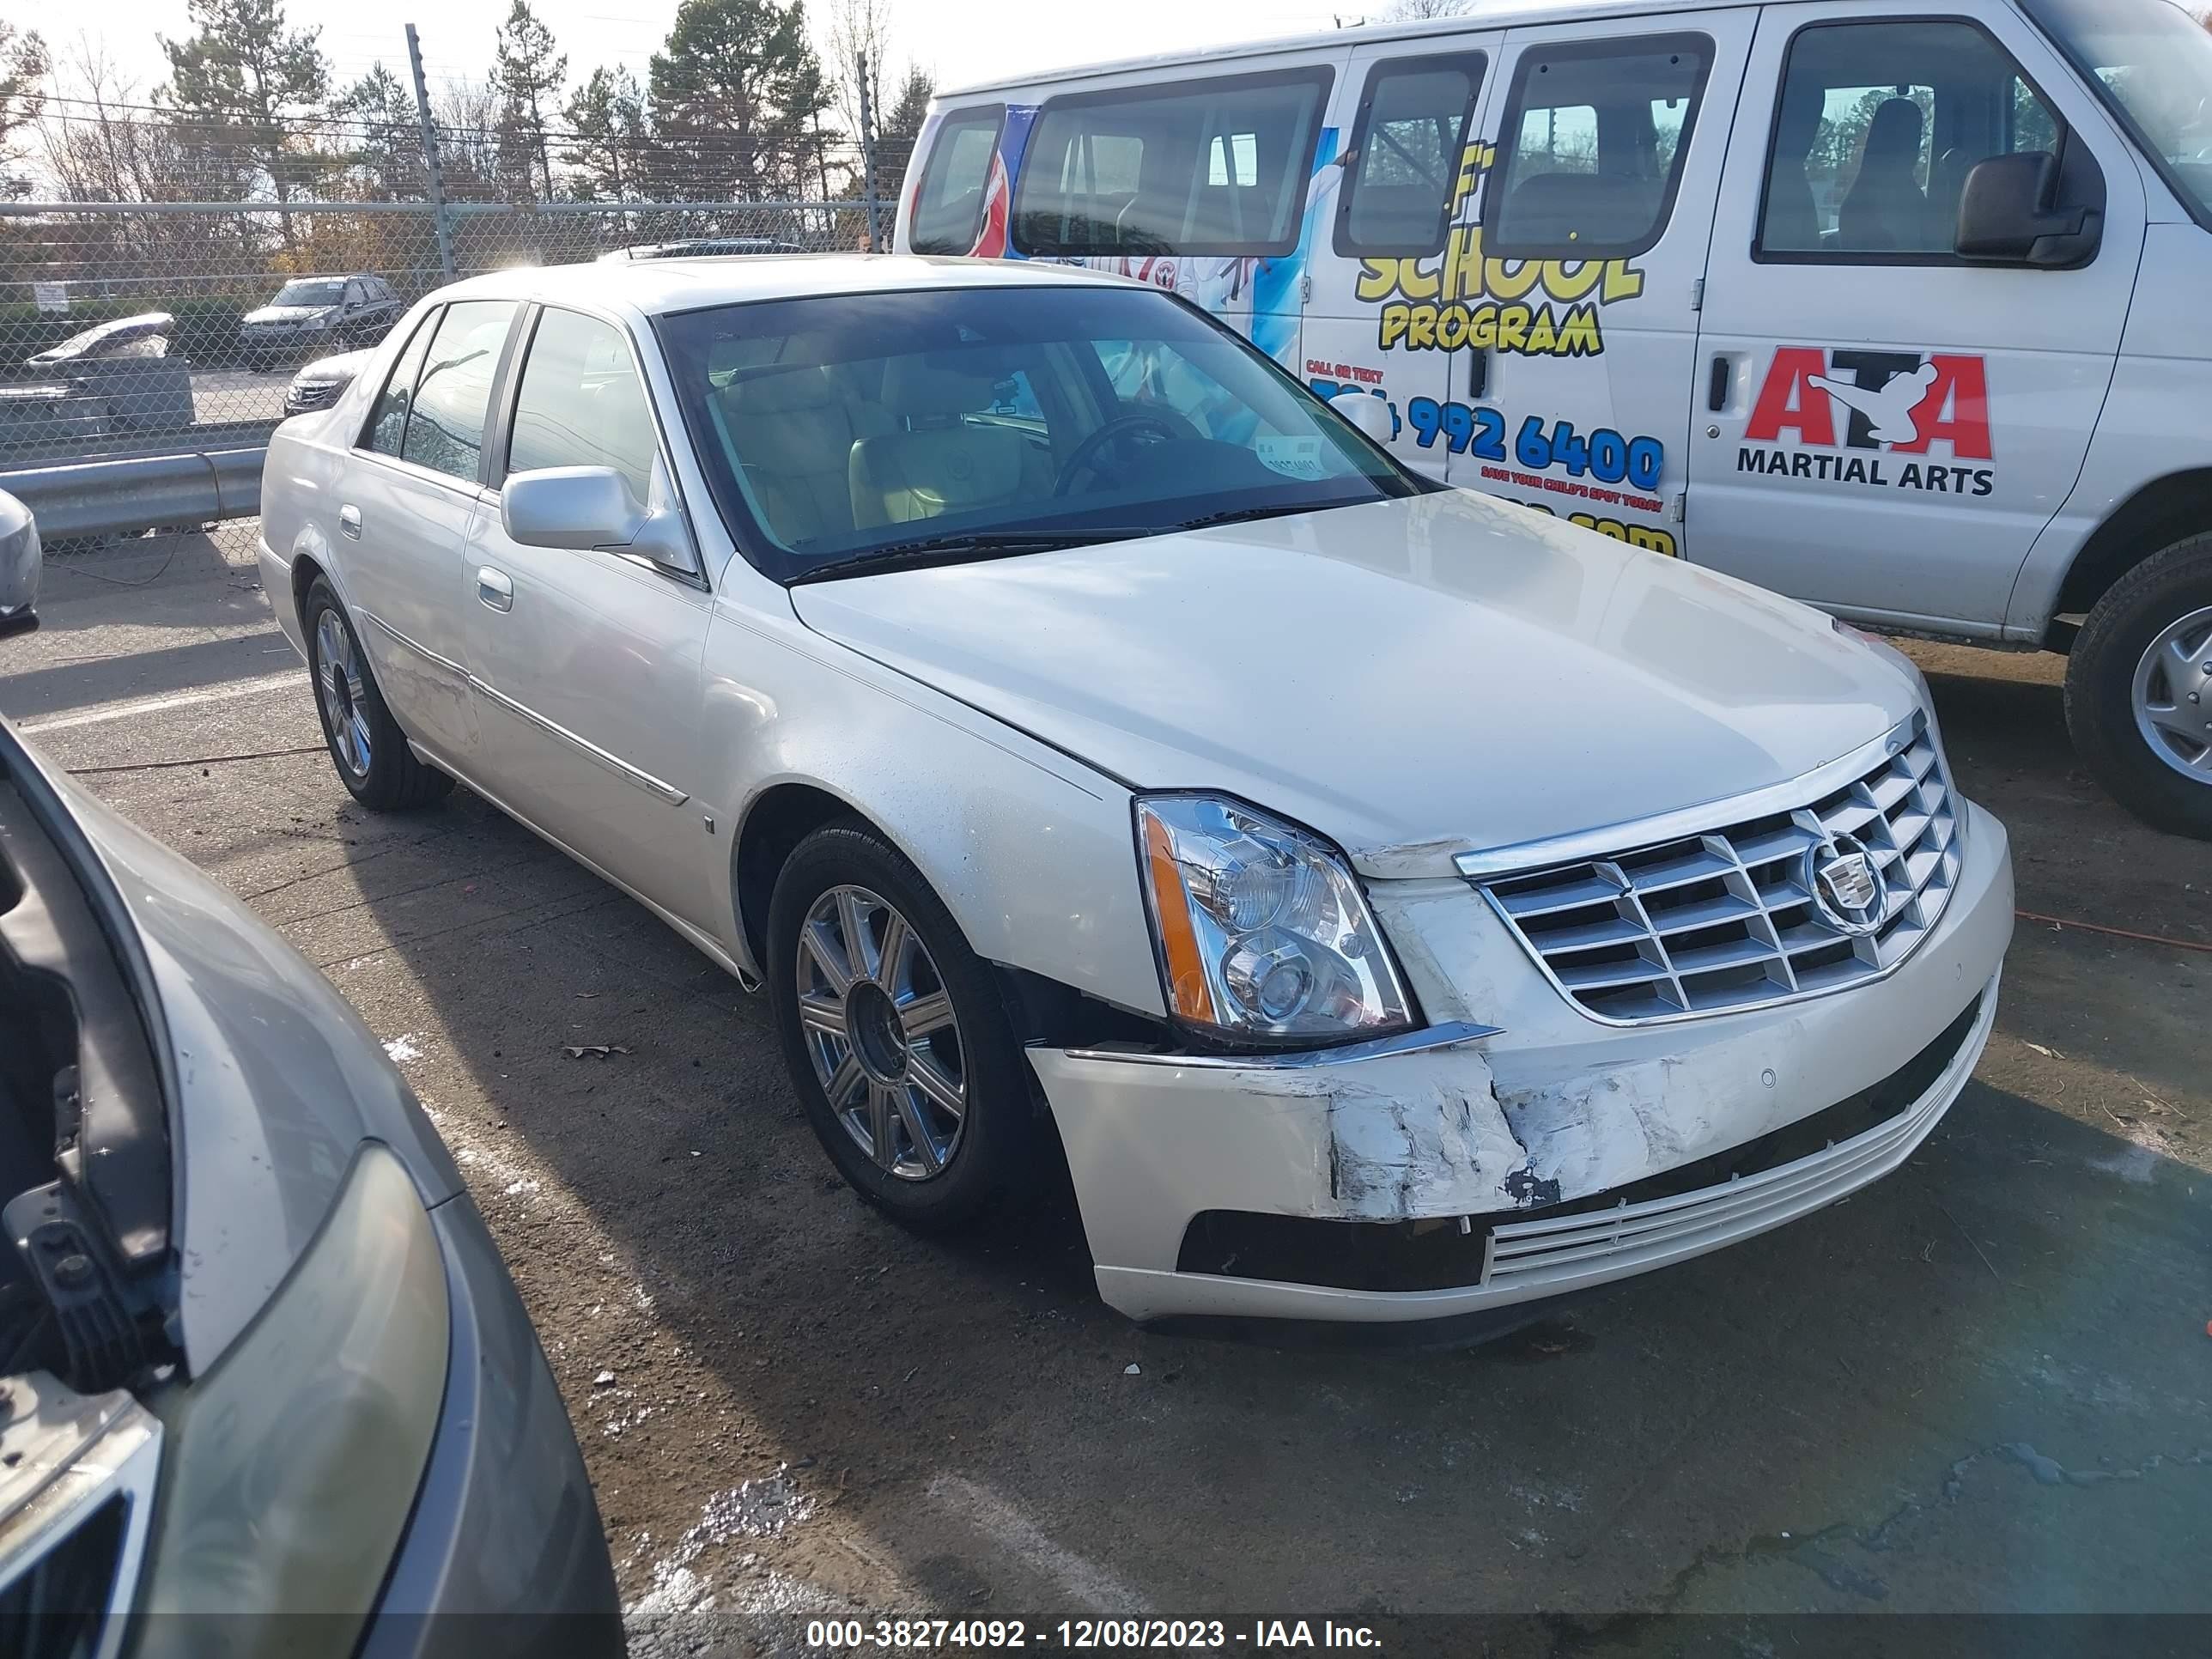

1328,388,1395,447
501,465,697,574
1954,151,2099,268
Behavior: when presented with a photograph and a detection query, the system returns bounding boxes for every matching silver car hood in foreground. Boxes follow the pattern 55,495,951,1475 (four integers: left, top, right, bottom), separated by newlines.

790,492,1923,878
32,750,461,1373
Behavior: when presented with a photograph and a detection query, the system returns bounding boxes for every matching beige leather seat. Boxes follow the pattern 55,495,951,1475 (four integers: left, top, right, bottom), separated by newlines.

848,356,1048,529
714,365,866,547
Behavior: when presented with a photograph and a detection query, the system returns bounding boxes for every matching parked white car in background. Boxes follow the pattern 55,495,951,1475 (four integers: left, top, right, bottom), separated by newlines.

258,256,2012,1330
897,0,2212,838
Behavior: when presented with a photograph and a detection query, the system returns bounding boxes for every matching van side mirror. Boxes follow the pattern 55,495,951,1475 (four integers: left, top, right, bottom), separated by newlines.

1954,151,2100,269
501,465,698,574
1328,388,1395,447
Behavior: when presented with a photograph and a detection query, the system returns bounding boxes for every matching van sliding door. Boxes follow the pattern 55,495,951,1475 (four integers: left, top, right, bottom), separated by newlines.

1305,37,1503,477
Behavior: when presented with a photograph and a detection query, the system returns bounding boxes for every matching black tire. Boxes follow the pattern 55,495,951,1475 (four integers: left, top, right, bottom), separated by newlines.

301,577,453,812
766,820,1037,1231
2064,534,2212,839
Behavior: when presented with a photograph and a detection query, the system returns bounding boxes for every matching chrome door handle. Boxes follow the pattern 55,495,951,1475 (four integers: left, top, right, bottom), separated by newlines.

476,566,514,612
338,504,362,540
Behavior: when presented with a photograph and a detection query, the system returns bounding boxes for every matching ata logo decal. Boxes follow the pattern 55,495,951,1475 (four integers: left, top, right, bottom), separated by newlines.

1739,348,1995,498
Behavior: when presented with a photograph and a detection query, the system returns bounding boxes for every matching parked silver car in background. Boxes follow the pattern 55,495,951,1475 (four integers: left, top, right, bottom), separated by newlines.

257,257,2012,1333
284,347,374,417
0,715,620,1651
0,491,34,635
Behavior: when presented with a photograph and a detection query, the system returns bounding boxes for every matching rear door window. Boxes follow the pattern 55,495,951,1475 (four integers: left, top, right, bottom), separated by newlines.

1486,35,1713,258
399,300,518,483
1012,67,1334,257
909,106,1006,254
362,308,440,458
1337,54,1487,255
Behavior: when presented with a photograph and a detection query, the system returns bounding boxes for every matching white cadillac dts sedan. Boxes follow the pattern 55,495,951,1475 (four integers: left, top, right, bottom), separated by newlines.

260,257,2014,1332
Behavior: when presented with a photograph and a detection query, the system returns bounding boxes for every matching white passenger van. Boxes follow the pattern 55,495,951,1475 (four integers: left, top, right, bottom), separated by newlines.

896,0,2212,838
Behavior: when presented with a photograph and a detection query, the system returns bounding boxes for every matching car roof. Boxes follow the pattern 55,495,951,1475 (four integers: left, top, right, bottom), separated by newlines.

431,253,1139,317
940,0,1755,95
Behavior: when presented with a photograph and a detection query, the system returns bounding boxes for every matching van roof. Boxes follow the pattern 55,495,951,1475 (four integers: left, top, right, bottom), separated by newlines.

940,0,1757,98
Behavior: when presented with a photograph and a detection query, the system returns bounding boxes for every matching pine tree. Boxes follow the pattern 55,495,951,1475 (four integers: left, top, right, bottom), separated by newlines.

491,0,566,202
878,66,933,181
159,0,330,238
563,65,649,203
647,0,830,201
329,63,419,201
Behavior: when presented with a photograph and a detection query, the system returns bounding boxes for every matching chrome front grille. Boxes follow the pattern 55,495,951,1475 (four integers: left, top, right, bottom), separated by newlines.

1472,716,1962,1024
284,380,341,414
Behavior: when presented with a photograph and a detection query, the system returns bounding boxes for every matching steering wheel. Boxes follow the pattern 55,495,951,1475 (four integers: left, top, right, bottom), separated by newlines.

1052,411,1187,496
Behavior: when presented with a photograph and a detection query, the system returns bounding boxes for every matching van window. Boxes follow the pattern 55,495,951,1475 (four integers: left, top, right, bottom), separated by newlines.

2020,0,2212,232
1759,21,2066,258
909,106,1005,255
1012,68,1333,258
1336,54,1487,256
1486,36,1711,258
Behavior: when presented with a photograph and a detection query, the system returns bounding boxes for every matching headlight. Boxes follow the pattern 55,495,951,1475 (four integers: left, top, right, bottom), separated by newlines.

138,1144,447,1650
1135,794,1413,1044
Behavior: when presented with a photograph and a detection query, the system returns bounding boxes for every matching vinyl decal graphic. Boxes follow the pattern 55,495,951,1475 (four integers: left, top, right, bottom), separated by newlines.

1739,348,1994,497
1353,143,1649,361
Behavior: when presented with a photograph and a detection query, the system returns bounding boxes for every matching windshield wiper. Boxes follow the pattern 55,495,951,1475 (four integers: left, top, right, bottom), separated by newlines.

1170,497,1373,534
787,528,1153,584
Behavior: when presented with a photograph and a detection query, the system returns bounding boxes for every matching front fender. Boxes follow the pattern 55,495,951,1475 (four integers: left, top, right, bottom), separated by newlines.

702,590,1166,1018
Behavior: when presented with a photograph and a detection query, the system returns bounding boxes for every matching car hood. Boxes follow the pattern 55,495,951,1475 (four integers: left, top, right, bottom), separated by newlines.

294,347,371,384
788,492,1923,878
18,732,460,1374
244,304,332,326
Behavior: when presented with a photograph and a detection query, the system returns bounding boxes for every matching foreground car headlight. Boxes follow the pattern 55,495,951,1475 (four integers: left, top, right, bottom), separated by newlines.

139,1144,447,1647
1136,794,1413,1044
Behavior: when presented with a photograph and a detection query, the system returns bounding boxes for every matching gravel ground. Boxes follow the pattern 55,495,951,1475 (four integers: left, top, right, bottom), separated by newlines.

4,525,2207,1651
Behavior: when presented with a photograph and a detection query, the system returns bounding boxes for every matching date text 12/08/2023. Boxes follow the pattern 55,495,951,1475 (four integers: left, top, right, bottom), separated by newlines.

804,1617,1385,1649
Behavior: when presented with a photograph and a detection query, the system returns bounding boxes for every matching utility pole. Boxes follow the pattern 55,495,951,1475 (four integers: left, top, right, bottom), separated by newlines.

406,24,458,280
856,49,881,251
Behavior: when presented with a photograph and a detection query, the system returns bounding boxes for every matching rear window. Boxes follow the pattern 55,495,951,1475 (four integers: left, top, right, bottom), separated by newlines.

909,106,1005,254
1486,35,1712,258
1337,53,1487,255
1012,68,1333,258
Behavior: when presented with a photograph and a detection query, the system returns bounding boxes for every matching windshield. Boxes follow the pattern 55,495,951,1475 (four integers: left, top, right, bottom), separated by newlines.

272,279,345,307
654,283,1428,582
2025,0,2212,224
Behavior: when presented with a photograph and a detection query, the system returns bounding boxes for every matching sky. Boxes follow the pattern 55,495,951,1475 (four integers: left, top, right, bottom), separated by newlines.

61,0,1364,111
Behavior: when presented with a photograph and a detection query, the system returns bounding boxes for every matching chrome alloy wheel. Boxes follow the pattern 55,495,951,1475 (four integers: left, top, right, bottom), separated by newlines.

2131,603,2212,785
794,884,966,1180
314,608,372,779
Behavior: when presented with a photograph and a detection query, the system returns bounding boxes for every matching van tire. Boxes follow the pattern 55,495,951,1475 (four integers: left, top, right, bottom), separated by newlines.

2064,535,2212,840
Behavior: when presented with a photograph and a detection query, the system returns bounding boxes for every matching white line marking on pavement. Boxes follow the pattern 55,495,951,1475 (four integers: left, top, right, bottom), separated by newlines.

18,669,307,734
925,1474,1153,1614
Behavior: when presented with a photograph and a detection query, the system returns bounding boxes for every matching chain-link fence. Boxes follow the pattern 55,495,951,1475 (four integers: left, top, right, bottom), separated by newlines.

0,99,897,467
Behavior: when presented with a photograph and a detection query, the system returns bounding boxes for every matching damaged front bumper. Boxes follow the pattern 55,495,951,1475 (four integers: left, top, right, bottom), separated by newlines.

1028,803,2013,1326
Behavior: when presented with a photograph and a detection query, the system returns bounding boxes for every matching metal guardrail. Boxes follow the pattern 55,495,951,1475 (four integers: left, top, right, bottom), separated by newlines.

0,447,264,540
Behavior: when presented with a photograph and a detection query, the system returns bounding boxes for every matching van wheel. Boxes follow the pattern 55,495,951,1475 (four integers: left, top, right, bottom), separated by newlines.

302,577,454,812
2065,535,2212,839
767,821,1037,1231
